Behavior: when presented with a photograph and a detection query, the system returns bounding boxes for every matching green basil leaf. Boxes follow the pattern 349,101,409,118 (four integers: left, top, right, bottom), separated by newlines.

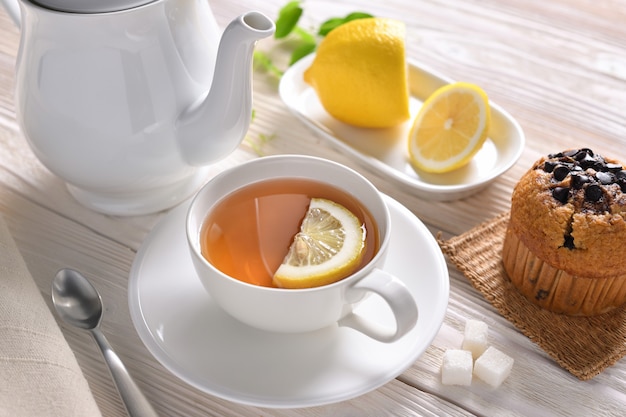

253,50,271,71
293,26,316,44
275,1,303,39
289,41,317,65
253,51,283,78
318,17,344,36
343,12,374,22
318,12,373,36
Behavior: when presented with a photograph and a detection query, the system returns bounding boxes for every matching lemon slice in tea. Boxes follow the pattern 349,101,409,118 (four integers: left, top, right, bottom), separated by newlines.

273,198,366,289
408,82,491,173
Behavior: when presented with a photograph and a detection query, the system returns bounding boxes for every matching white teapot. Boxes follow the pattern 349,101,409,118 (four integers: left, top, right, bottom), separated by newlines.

1,0,274,215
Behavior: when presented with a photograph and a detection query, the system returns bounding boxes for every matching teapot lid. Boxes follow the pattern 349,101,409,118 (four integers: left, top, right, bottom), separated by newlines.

33,0,157,13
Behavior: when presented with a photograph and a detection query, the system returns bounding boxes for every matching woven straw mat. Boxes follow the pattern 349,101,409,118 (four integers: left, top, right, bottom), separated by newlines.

438,212,626,380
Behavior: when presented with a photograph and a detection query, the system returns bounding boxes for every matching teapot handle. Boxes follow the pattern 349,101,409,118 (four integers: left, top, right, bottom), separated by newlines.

0,0,21,27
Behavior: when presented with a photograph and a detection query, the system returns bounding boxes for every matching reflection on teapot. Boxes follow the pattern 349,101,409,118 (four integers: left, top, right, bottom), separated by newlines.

1,0,274,215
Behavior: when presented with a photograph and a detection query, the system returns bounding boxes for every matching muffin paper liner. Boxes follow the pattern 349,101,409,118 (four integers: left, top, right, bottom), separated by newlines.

438,212,626,380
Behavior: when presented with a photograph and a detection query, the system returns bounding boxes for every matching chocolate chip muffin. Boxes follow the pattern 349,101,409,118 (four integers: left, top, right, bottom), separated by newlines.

502,148,626,316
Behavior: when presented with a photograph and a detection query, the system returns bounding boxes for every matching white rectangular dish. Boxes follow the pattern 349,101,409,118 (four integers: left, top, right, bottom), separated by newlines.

279,54,525,201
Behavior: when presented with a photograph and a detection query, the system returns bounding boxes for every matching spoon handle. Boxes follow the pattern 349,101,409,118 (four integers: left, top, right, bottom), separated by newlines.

91,329,158,417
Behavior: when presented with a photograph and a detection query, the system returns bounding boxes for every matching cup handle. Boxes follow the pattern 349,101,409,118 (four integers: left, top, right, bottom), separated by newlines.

339,268,418,343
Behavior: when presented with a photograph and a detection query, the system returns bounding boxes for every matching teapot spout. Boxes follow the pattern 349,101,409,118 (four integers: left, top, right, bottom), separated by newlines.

177,11,274,166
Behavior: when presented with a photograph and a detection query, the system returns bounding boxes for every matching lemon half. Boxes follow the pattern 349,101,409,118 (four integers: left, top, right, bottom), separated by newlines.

303,18,410,128
408,82,491,173
273,198,366,289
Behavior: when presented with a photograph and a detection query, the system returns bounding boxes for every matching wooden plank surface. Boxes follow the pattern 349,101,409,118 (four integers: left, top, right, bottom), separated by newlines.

0,1,625,416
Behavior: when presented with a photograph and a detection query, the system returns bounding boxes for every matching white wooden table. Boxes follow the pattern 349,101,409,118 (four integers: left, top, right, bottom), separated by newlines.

0,0,624,415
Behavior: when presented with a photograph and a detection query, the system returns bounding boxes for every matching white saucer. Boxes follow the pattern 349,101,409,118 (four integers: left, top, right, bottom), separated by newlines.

128,194,449,408
279,54,525,201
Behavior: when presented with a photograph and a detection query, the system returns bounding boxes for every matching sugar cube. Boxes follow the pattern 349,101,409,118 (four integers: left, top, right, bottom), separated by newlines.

473,346,514,388
462,319,489,359
441,349,473,386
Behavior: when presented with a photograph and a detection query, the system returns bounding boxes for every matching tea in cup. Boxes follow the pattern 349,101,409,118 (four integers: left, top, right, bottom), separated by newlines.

186,155,418,342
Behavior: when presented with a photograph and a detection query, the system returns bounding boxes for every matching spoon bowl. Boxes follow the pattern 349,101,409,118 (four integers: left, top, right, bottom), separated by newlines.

52,268,102,330
52,268,158,417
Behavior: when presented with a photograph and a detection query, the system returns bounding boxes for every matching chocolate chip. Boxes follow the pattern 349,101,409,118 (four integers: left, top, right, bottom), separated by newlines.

595,171,614,185
579,154,601,170
572,149,590,161
543,160,557,173
552,187,570,204
580,148,594,157
553,165,570,181
563,234,575,250
616,170,626,181
606,163,623,172
570,173,590,189
585,184,603,202
535,289,550,300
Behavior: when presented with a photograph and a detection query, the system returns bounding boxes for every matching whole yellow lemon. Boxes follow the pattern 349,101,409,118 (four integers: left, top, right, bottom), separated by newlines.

303,18,410,128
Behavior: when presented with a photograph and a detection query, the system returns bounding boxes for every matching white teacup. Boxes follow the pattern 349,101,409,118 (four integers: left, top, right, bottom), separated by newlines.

186,155,418,342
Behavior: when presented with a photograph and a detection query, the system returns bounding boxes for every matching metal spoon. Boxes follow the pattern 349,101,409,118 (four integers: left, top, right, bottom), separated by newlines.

52,268,158,417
